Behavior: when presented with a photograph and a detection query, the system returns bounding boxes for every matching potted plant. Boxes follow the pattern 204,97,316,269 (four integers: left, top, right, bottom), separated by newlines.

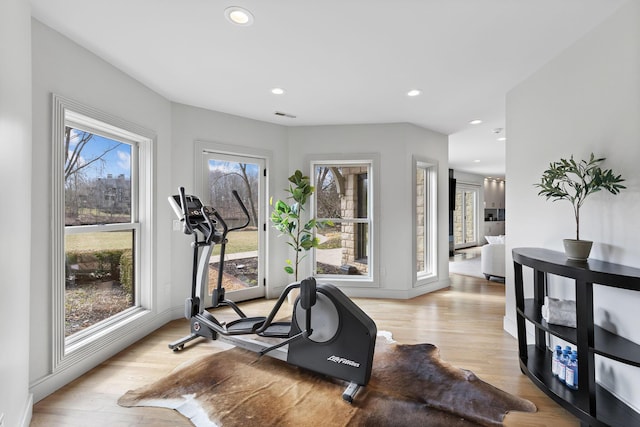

534,153,625,261
270,170,331,300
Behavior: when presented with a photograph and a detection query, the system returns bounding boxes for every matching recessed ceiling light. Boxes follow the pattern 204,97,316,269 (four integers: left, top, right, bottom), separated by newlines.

271,87,285,95
497,137,507,142
473,159,481,163
224,6,254,26
469,119,483,125
407,89,421,97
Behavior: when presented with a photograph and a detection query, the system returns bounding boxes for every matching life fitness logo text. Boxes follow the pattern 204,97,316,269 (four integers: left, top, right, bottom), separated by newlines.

327,355,361,368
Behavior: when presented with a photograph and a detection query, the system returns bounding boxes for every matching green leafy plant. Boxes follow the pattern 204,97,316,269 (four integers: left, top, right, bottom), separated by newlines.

534,153,625,240
270,170,332,281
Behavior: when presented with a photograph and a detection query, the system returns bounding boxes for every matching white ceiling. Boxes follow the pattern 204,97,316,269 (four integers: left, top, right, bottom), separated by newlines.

30,0,626,178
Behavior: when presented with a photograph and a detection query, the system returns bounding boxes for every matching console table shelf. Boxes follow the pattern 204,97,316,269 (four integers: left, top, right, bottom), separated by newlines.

513,247,640,427
519,300,640,366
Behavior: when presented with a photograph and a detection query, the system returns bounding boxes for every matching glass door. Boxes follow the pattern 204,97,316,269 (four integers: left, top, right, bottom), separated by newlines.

454,185,479,248
200,153,265,303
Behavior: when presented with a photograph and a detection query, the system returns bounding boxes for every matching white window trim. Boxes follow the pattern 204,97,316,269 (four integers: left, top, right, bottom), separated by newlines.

308,154,380,288
413,156,439,287
51,94,155,371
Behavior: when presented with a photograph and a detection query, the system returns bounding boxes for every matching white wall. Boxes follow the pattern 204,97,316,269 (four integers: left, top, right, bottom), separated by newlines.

288,123,450,298
0,1,32,425
169,116,450,300
505,0,640,410
30,19,174,400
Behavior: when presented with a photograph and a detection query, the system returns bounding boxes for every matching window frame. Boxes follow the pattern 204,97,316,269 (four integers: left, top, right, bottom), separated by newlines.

413,157,439,286
453,183,480,249
309,155,379,287
52,94,154,370
196,146,267,303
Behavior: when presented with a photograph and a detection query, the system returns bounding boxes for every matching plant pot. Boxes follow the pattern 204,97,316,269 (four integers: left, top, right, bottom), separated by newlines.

563,239,593,261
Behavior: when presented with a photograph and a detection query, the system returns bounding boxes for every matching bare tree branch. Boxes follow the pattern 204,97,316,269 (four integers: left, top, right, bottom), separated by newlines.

64,128,122,181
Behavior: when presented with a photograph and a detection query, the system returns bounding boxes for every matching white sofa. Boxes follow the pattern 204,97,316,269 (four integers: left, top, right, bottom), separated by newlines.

481,235,505,281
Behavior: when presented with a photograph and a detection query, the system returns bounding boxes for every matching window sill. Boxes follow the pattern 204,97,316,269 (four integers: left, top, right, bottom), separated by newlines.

60,306,151,369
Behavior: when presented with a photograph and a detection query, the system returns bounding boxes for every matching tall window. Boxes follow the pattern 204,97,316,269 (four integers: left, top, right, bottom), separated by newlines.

313,161,373,279
63,126,137,337
355,173,368,262
53,95,153,366
454,184,479,248
415,158,438,284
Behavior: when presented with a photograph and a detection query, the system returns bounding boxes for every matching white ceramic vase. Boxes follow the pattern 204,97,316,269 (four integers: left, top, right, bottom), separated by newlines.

563,239,593,261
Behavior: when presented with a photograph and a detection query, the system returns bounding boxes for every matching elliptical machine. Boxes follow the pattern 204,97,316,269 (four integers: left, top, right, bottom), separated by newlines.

168,187,377,402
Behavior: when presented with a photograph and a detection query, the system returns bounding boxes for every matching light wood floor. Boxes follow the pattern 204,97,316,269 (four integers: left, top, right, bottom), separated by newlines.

31,272,579,426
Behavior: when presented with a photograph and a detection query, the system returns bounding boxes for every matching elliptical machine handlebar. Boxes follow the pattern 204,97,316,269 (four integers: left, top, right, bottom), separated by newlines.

169,188,251,245
228,190,251,232
178,186,195,236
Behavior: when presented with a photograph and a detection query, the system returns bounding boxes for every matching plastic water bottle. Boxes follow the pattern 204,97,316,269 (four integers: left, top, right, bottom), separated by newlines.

565,352,578,390
558,348,570,383
551,345,562,377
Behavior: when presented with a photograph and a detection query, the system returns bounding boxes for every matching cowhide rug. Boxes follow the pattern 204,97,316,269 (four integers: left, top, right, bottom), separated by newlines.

118,334,535,426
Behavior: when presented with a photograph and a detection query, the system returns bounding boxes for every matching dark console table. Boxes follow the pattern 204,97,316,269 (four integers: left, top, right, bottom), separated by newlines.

512,248,640,427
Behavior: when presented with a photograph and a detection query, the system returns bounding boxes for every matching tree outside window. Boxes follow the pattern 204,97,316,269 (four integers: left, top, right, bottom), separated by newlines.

63,126,136,337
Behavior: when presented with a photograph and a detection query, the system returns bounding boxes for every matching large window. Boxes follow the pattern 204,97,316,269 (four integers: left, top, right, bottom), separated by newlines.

313,161,373,280
64,126,137,338
415,158,438,284
53,95,153,366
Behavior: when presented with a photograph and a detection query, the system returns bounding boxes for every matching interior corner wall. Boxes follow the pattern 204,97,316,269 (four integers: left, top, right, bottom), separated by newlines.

30,19,174,401
0,1,33,426
505,0,640,410
286,123,450,299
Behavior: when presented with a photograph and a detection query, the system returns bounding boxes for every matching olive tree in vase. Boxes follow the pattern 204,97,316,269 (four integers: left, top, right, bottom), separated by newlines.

535,153,625,261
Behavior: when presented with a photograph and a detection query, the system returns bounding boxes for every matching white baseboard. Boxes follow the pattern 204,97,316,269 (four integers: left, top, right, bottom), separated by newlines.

503,315,517,338
30,310,173,402
20,393,33,427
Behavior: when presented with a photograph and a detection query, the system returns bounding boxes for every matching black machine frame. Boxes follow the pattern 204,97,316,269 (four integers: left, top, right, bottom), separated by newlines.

168,187,377,402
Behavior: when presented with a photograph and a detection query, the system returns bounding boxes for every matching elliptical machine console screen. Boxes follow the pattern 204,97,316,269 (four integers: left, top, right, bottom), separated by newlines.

171,194,202,216
168,193,218,237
